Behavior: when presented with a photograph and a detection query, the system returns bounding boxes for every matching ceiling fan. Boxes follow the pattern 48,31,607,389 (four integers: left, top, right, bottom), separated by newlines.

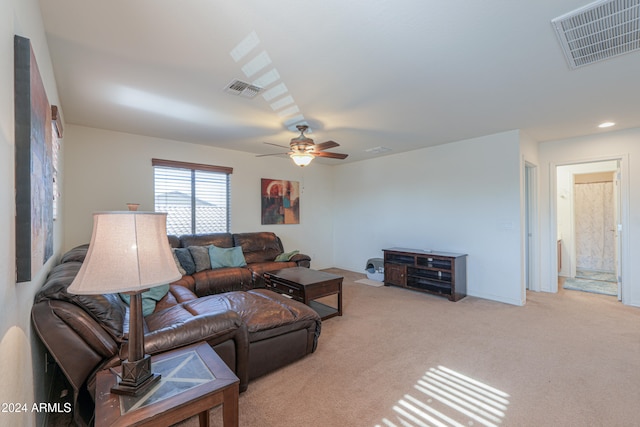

257,125,348,167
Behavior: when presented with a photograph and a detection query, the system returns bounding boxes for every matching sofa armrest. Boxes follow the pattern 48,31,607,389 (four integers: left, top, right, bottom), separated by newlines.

127,309,244,357
290,253,311,268
32,300,118,394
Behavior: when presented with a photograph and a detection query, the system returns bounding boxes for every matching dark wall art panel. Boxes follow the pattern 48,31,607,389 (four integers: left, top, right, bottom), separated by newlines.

14,35,54,282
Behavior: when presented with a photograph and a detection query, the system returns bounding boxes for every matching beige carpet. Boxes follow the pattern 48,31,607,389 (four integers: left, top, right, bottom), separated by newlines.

179,268,640,426
354,278,385,287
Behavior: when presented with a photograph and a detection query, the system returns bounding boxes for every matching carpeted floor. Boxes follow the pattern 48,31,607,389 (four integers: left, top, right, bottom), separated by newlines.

177,268,640,427
49,269,640,426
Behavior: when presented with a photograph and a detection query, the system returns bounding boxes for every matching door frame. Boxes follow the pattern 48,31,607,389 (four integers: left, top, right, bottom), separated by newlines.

525,162,538,292
549,154,629,302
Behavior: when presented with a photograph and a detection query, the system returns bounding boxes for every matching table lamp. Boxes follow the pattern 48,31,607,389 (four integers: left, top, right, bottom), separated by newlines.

68,211,181,395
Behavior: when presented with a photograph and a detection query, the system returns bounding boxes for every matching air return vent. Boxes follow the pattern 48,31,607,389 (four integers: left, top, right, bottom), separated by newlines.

552,0,640,69
224,79,262,98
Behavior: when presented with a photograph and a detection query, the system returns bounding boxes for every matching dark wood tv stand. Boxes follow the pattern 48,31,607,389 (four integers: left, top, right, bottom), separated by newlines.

383,247,467,301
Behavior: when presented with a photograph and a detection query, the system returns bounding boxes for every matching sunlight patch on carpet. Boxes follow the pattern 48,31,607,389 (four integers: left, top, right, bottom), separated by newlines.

377,366,510,427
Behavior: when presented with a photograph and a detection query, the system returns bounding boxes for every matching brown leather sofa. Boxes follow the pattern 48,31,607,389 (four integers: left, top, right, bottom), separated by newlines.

32,232,320,426
168,231,311,293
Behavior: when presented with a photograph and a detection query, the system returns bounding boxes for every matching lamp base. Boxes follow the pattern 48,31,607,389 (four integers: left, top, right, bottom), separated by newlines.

111,354,161,396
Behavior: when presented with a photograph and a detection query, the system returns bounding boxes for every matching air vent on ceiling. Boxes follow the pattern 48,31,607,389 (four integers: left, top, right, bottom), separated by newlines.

224,79,262,98
552,0,640,69
365,146,392,155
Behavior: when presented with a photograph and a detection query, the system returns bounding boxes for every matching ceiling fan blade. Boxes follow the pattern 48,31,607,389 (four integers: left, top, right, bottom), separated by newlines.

256,152,289,157
263,142,292,150
314,140,340,151
314,151,348,159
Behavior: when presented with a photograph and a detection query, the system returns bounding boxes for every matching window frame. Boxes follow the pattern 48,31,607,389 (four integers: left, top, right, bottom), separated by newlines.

152,158,233,235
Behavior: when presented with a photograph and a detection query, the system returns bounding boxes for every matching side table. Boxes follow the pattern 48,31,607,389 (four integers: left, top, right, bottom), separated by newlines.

95,342,239,427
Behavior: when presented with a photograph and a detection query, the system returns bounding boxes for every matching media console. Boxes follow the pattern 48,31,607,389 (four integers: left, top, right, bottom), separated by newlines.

383,247,467,301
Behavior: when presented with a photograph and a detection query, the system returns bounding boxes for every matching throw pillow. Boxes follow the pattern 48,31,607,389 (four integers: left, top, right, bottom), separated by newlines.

275,250,300,262
209,245,247,269
188,246,212,272
119,284,170,317
171,248,187,276
174,248,196,275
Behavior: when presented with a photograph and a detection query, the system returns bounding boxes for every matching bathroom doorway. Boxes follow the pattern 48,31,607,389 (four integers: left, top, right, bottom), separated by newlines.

556,160,621,299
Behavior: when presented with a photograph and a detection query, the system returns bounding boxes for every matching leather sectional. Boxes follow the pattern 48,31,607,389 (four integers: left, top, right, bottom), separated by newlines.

32,232,320,426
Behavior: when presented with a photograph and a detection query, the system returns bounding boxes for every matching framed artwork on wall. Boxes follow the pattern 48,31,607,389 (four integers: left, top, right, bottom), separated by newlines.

261,179,300,224
14,35,54,282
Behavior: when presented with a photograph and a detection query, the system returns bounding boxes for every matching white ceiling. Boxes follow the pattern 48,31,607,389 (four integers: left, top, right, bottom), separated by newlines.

38,0,640,164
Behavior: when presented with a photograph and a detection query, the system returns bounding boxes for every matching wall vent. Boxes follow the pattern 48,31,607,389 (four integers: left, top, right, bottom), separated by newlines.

224,79,262,98
552,0,640,69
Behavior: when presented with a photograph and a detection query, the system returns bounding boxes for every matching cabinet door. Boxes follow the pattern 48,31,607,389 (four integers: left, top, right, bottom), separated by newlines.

384,264,407,286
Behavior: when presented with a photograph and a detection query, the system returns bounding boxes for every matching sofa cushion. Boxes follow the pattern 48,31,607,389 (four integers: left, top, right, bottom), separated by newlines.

60,244,89,263
174,248,196,275
185,290,320,339
154,284,197,312
188,245,212,272
134,301,245,357
167,235,181,249
233,232,283,264
209,245,247,269
171,248,187,275
191,268,252,296
180,233,233,249
35,261,126,340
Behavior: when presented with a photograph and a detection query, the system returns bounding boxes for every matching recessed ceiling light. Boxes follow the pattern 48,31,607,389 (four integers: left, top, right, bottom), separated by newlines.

598,122,616,128
366,146,392,154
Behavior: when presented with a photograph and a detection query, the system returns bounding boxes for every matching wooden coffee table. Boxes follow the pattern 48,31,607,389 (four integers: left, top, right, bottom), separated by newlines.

95,342,239,427
264,267,343,320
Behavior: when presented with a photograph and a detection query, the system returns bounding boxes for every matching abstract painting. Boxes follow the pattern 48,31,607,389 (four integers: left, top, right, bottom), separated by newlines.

261,179,300,224
15,35,54,282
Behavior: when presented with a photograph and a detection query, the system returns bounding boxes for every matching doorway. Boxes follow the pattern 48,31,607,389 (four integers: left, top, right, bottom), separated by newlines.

556,160,621,299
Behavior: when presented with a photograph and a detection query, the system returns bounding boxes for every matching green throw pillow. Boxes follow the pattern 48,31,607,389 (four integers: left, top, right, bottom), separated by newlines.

119,284,170,317
209,245,247,269
275,250,299,262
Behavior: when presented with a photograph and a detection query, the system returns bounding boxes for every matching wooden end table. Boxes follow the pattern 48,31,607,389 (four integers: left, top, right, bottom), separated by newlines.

264,267,343,320
95,342,239,427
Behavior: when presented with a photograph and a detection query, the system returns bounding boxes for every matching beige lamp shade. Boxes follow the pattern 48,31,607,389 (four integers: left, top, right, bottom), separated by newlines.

68,211,181,295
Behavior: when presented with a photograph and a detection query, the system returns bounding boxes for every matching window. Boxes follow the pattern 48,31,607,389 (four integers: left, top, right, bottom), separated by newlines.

152,159,233,235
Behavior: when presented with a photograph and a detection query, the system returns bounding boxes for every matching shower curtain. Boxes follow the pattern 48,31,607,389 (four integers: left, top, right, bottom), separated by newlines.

574,181,615,272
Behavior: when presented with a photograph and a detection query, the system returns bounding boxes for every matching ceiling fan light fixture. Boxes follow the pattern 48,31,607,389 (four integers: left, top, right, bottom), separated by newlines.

290,151,314,167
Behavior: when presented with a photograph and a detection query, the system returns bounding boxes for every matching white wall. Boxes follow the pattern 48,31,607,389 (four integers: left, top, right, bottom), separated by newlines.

63,125,337,269
1,1,64,426
539,128,640,306
332,130,525,305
